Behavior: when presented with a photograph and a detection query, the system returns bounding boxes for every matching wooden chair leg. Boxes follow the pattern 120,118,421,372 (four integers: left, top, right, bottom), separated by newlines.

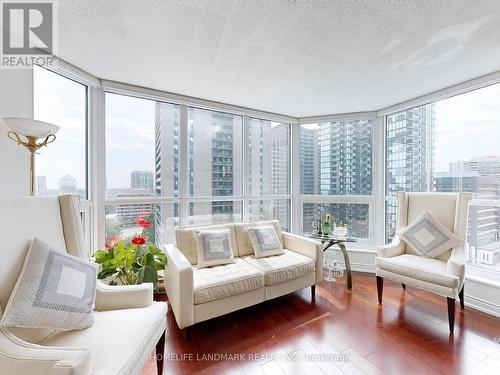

376,276,383,304
311,285,316,301
156,330,165,375
184,326,192,341
447,297,456,334
459,286,464,310
402,283,406,290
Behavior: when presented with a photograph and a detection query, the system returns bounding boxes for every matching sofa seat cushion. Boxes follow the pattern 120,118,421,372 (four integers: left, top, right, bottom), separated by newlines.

376,254,459,288
243,250,315,286
41,301,167,375
193,258,265,304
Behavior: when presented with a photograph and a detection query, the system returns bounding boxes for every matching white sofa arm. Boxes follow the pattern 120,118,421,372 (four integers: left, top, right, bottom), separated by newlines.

282,232,324,283
0,328,91,375
376,236,405,258
94,281,153,311
447,245,465,286
164,244,194,329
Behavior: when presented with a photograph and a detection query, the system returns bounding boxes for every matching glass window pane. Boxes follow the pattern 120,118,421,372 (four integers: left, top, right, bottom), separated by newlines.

248,118,290,195
105,203,178,247
106,93,179,198
188,201,242,226
300,121,373,195
33,65,87,198
302,203,369,239
188,107,242,197
248,199,290,231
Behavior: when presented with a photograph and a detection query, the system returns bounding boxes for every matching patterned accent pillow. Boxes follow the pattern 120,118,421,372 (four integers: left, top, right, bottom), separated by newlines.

397,211,462,258
247,226,284,258
195,229,236,268
1,237,98,330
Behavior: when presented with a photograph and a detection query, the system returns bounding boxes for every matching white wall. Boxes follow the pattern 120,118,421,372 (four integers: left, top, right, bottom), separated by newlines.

0,69,33,197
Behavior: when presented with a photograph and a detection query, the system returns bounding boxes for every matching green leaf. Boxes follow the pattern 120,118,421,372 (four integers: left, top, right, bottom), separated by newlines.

141,253,159,289
98,268,117,279
94,249,114,264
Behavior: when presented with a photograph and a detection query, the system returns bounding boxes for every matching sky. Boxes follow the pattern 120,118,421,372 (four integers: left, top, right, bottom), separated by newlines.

34,66,500,191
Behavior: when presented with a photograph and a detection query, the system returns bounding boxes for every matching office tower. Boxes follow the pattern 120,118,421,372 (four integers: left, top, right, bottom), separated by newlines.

35,176,47,196
59,174,77,194
300,120,373,238
444,156,500,266
188,109,241,224
385,104,435,240
131,170,154,191
153,102,180,244
248,120,290,229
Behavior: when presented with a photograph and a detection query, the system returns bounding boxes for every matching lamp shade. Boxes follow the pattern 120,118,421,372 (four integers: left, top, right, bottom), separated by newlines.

3,117,59,138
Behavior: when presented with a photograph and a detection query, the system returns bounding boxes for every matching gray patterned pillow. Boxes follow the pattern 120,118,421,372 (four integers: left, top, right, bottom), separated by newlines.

1,237,98,330
247,226,284,258
397,211,462,258
195,229,235,268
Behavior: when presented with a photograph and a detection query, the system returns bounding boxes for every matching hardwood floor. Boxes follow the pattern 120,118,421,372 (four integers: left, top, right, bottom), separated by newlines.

142,272,500,375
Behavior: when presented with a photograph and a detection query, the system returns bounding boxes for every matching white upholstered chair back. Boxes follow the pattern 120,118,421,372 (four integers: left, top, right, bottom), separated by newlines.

0,195,86,314
395,192,472,261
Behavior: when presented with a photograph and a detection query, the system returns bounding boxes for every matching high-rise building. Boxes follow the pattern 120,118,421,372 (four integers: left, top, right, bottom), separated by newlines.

131,170,154,191
59,175,77,194
35,176,47,195
385,104,435,240
188,109,241,224
444,156,500,266
153,102,180,244
300,120,373,238
248,120,290,229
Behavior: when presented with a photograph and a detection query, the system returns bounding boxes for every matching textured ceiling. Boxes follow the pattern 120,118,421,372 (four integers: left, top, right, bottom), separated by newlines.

58,0,500,117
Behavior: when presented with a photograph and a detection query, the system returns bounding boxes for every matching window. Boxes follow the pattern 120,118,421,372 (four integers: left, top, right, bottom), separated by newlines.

300,120,373,195
247,118,291,230
302,203,369,239
385,83,500,274
33,65,88,198
299,120,374,240
188,107,242,197
105,93,180,245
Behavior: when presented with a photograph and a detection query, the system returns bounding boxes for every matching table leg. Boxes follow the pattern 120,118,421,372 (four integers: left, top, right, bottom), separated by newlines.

337,242,352,290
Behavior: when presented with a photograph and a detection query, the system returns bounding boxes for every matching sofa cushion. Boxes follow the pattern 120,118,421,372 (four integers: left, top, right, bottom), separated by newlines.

247,226,284,258
195,229,236,268
193,258,265,304
243,250,315,286
176,224,238,264
234,220,284,257
376,254,459,288
41,302,167,375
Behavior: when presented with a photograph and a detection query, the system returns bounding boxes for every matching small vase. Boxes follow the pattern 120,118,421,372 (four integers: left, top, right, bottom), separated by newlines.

322,220,332,236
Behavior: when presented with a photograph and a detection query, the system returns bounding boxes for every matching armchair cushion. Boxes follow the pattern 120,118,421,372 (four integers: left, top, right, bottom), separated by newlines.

376,254,459,288
193,258,264,304
397,211,462,259
1,238,97,331
41,302,167,375
243,250,315,286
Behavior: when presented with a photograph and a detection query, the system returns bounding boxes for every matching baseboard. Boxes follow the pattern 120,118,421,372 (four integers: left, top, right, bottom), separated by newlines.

465,294,500,318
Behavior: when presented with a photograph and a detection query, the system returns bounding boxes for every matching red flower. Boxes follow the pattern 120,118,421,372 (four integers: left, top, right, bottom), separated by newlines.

131,237,146,245
138,219,152,229
105,243,112,249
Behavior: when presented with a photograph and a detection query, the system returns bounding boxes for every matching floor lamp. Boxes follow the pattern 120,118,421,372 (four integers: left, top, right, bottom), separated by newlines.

3,117,59,196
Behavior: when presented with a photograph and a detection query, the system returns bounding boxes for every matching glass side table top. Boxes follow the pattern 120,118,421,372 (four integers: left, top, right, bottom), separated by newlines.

306,233,356,243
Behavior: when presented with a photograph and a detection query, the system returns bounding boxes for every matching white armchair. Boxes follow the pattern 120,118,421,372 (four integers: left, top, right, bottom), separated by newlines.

0,195,167,374
376,192,472,333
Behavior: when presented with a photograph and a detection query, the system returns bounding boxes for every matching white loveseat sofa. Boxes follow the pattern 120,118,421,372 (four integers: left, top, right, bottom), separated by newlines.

0,195,167,375
165,220,323,335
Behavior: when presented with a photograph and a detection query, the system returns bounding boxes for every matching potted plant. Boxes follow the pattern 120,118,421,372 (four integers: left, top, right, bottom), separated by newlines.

93,216,167,291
